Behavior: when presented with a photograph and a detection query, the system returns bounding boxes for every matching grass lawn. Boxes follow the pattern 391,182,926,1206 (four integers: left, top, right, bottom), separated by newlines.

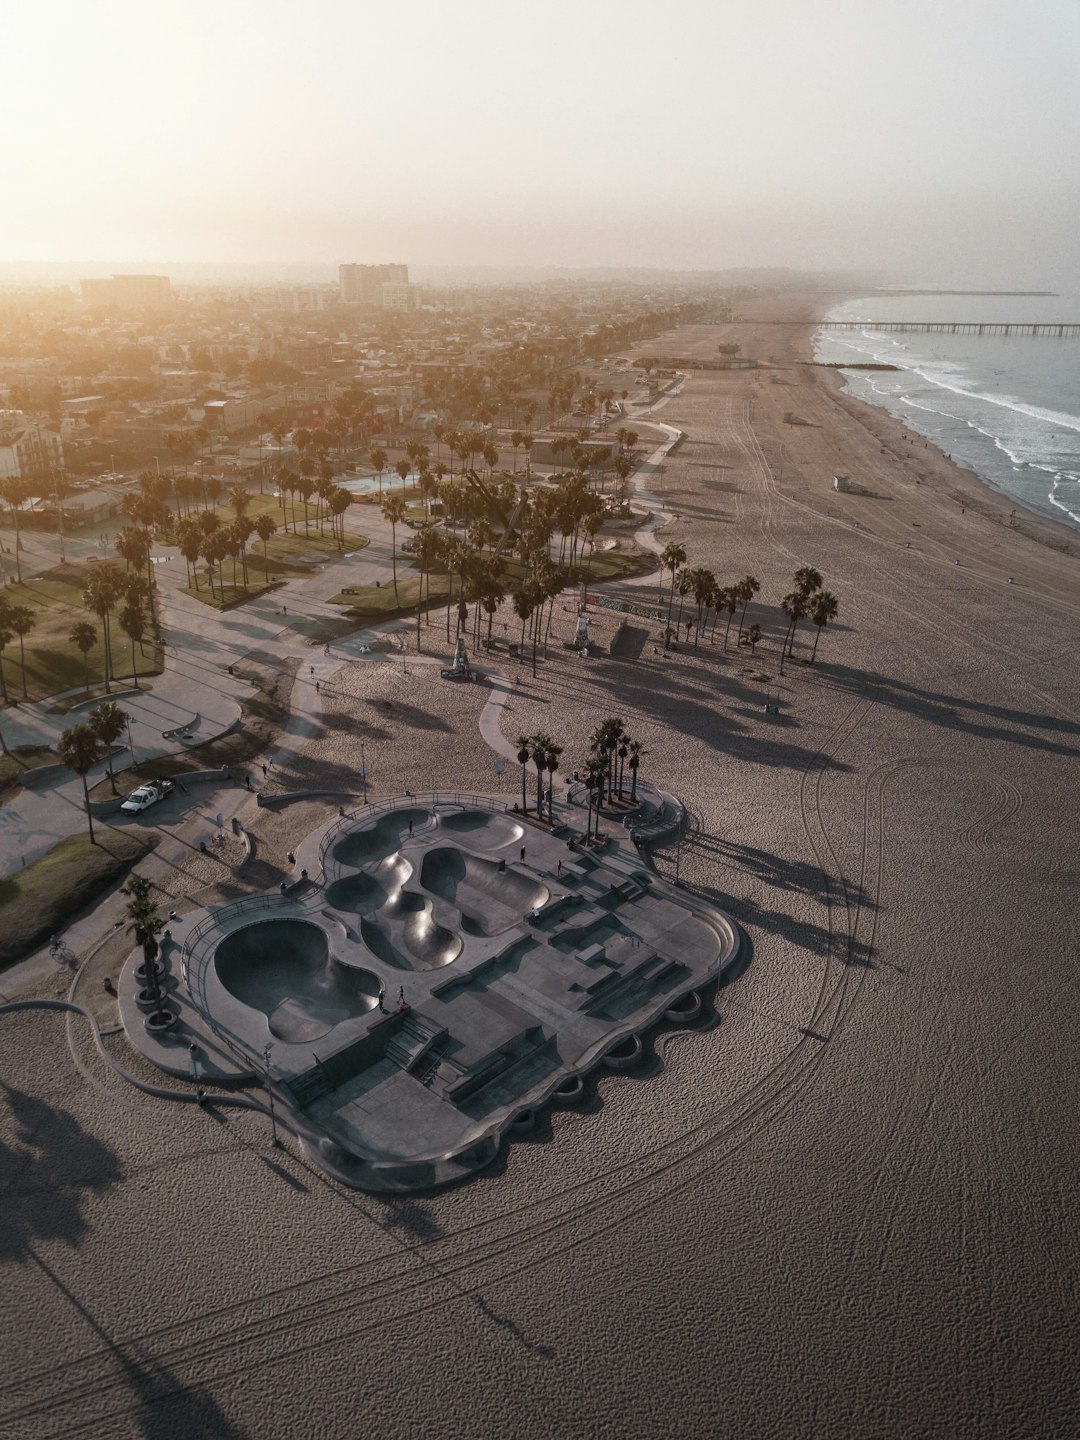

0,828,151,967
0,562,162,703
325,545,654,627
0,744,57,802
177,495,369,608
328,572,452,622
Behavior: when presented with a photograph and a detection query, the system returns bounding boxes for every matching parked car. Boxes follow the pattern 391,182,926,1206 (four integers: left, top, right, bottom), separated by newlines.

120,780,175,814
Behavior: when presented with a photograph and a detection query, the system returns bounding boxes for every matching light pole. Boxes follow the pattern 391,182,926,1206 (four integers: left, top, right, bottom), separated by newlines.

360,739,367,800
125,713,137,767
263,1042,279,1147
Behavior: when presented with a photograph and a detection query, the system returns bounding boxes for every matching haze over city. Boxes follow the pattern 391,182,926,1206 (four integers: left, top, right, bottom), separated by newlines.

3,0,1080,284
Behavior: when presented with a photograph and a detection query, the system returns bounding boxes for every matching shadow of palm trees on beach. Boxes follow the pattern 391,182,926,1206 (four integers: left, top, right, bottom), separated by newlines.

1,1081,244,1438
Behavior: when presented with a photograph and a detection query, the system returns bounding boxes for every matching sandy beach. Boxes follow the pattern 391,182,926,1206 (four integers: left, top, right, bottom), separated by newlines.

3,299,1079,1438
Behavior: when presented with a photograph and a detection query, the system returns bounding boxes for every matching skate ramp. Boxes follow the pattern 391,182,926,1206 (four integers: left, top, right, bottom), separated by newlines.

437,810,524,849
215,919,379,1041
332,809,428,867
420,848,549,935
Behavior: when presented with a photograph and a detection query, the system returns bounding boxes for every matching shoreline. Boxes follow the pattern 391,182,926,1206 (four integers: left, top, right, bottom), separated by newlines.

795,295,1077,557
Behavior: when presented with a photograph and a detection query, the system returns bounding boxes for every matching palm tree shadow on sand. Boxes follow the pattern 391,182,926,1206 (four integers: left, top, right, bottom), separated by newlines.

1,1081,245,1439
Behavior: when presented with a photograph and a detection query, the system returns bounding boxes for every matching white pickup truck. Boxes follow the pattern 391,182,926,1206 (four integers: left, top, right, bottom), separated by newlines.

120,779,175,814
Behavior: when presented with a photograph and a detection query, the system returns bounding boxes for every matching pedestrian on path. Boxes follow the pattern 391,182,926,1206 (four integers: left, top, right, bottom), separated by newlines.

261,763,268,778
520,845,526,864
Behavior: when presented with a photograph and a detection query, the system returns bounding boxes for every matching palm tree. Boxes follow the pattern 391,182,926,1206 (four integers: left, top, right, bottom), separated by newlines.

660,541,686,647
627,740,647,803
0,605,12,706
57,724,102,843
9,604,35,699
544,741,562,821
516,734,532,812
395,458,411,493
793,566,823,600
382,493,407,605
736,575,761,642
780,590,809,671
747,623,762,654
69,621,97,695
412,526,441,648
370,446,388,497
118,603,145,686
529,732,555,818
0,476,27,583
809,591,839,663
122,874,170,1025
89,701,129,793
255,513,277,580
83,562,125,692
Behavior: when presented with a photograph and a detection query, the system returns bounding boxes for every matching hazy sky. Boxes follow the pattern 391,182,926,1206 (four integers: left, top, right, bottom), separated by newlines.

4,0,1080,284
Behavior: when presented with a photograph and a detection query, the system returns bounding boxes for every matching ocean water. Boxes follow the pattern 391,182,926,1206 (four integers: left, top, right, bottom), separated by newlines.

813,292,1080,533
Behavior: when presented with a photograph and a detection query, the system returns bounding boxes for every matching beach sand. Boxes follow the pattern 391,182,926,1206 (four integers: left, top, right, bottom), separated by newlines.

2,299,1079,1438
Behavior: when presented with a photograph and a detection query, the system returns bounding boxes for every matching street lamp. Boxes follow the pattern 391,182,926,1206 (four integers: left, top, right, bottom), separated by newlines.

126,713,137,766
360,739,367,800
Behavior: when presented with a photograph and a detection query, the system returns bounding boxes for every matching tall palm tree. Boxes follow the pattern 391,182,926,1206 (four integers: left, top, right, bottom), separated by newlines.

0,476,27,583
69,621,97,695
83,562,125,692
381,493,407,605
736,575,761,643
122,873,169,1024
89,701,129,793
255,513,277,580
412,526,441,648
809,591,839,663
544,741,562,821
516,734,532,813
369,446,388,497
118,603,145,686
395,458,411,493
628,740,647,803
9,604,35,698
529,732,555,818
660,541,686,647
780,590,809,671
0,605,12,707
57,723,102,843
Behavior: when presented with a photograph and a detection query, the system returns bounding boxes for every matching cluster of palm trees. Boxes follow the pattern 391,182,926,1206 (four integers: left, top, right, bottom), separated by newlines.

0,594,37,703
580,718,647,842
658,543,762,652
54,699,128,840
274,468,352,541
82,561,152,690
515,731,562,820
780,567,839,670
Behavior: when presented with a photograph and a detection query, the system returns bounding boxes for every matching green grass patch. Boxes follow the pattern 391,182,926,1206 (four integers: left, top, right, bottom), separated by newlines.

0,744,58,802
0,828,151,967
0,563,161,703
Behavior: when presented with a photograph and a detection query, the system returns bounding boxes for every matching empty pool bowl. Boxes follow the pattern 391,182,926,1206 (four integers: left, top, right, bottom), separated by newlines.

215,919,380,1042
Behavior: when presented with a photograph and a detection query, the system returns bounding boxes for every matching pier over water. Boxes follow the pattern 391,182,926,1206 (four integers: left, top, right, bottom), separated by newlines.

753,320,1080,338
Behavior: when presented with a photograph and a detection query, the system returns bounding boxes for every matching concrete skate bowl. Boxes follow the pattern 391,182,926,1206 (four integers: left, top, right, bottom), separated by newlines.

437,809,524,850
420,847,549,936
360,895,463,971
331,809,429,868
215,919,379,1043
324,854,413,917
